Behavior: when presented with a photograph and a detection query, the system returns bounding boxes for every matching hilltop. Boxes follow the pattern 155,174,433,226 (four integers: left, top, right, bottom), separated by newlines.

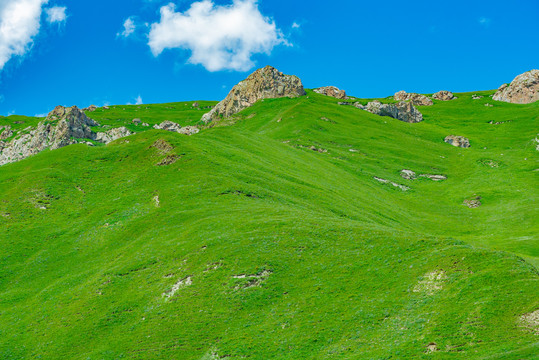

0,67,538,359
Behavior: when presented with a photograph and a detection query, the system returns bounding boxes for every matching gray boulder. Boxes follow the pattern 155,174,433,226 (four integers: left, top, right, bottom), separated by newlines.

394,91,433,106
432,91,456,101
365,101,423,123
314,86,347,99
95,127,133,144
444,135,470,148
154,121,200,135
202,66,306,123
400,170,417,180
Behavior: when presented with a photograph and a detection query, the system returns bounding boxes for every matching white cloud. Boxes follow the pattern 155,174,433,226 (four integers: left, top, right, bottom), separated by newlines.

292,22,300,29
135,95,143,105
479,17,492,27
45,6,66,23
34,112,48,117
0,0,68,71
148,0,286,72
119,17,136,38
0,0,48,70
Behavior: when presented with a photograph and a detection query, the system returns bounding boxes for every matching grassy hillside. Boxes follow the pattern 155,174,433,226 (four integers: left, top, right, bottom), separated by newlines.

0,91,537,359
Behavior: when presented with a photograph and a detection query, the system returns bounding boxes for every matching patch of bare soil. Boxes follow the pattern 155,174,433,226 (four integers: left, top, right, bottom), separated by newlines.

150,139,174,154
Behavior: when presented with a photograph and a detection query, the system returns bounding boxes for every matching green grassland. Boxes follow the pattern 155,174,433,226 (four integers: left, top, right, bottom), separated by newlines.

0,90,537,359
86,101,217,133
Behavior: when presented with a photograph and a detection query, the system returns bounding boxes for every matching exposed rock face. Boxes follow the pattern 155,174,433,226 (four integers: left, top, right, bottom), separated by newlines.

201,66,306,123
95,127,133,144
0,125,13,140
365,101,423,123
0,106,138,166
394,91,433,106
153,121,200,135
47,106,99,142
0,106,100,165
432,91,455,101
444,135,470,148
314,86,347,99
492,70,539,104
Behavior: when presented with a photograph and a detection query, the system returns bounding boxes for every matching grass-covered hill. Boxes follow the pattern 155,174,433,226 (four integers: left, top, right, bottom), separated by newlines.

0,89,537,359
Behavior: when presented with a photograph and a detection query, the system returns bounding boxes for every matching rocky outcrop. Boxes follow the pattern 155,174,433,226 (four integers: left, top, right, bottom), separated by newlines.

365,101,423,123
95,127,133,144
201,66,306,123
401,169,447,181
400,170,417,180
444,135,470,148
153,121,199,135
0,125,13,140
83,105,97,112
314,86,347,99
464,195,482,208
0,106,140,166
420,174,447,181
492,70,539,104
432,91,455,101
0,106,99,165
374,176,410,191
394,91,433,106
46,105,99,142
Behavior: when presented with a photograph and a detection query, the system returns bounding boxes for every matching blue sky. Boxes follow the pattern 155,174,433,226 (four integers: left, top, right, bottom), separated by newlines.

0,0,538,116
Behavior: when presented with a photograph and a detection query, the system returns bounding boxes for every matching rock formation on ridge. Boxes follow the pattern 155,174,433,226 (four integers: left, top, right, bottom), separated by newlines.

0,106,137,166
314,86,347,99
394,91,433,106
492,70,539,104
95,127,133,144
432,91,456,101
0,106,99,165
364,101,423,123
201,66,306,123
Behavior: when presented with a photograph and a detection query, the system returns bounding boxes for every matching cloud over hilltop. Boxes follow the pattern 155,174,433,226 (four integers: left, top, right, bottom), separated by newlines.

147,0,287,72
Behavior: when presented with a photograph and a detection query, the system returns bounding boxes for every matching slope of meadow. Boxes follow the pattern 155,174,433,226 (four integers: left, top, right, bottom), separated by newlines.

0,90,537,359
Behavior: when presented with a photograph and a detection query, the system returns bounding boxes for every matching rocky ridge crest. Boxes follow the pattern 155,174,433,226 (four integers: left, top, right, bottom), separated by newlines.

314,86,347,99
394,91,433,106
364,101,423,123
202,66,306,123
